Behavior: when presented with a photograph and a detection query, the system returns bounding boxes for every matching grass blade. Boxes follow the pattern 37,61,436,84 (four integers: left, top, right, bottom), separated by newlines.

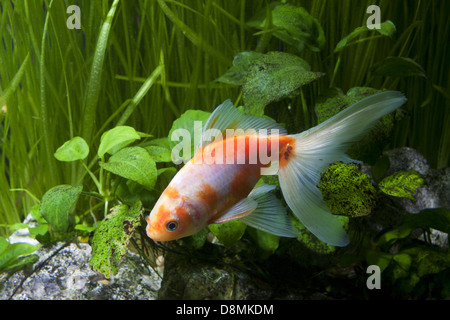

81,0,120,143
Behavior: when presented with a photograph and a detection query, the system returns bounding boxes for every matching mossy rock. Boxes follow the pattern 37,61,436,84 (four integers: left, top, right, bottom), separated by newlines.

318,162,378,217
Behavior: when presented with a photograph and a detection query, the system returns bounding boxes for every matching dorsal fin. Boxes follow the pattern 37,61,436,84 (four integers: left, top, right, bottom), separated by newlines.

198,100,287,151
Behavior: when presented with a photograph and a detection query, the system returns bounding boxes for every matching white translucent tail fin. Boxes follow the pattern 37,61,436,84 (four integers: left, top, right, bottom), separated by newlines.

278,91,407,246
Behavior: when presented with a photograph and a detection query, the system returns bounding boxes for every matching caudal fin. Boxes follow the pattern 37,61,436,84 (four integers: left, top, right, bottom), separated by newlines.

278,91,407,246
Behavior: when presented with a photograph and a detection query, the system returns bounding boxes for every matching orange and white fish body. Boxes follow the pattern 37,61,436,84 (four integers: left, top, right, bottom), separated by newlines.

146,92,406,246
146,134,294,241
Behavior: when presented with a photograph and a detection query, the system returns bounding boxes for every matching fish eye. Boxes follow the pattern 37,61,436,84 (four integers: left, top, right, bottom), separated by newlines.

165,220,179,232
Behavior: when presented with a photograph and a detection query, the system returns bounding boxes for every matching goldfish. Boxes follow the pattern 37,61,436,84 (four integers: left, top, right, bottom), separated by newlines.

146,91,406,246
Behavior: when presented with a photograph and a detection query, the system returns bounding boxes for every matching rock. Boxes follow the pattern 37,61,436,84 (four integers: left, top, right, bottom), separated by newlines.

0,242,161,300
157,250,272,299
384,147,450,213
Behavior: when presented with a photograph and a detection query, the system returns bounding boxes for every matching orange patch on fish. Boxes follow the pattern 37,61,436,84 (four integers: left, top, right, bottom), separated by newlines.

147,204,169,235
278,136,296,169
163,186,180,199
196,183,218,207
175,206,188,216
230,166,256,198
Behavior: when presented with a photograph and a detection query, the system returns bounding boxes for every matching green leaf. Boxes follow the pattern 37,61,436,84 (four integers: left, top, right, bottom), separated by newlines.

365,250,393,272
168,109,211,163
39,185,82,233
370,57,427,78
99,147,157,190
216,51,264,85
98,126,142,158
335,20,396,53
379,170,425,201
248,228,280,254
242,51,324,116
0,237,39,273
402,246,450,278
377,224,413,247
182,228,209,249
81,0,120,143
54,136,89,161
0,54,30,108
208,220,247,248
247,2,325,52
392,253,412,280
90,201,143,278
145,145,172,163
404,208,450,234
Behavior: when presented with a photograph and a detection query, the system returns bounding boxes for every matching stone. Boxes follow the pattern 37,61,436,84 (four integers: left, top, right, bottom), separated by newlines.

0,242,161,300
157,250,272,299
384,147,450,213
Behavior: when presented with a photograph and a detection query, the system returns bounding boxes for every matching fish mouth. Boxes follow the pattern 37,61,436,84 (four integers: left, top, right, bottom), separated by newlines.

145,217,159,240
145,217,171,242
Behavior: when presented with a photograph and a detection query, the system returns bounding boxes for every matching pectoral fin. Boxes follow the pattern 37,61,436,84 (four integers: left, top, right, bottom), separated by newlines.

210,183,298,238
239,184,298,237
209,197,258,224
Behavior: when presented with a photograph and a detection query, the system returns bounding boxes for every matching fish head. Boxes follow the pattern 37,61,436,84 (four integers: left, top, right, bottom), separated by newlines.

146,192,204,241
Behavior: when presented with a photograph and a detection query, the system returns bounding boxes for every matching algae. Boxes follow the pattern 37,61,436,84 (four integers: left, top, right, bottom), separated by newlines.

318,162,378,217
90,201,143,278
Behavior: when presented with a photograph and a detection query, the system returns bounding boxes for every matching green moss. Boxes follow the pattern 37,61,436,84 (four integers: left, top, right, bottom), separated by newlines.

318,162,378,217
90,201,143,278
292,216,338,254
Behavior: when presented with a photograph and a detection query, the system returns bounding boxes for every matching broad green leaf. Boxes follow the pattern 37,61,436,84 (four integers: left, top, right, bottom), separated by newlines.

216,51,264,85
392,253,412,280
403,208,450,234
99,146,157,190
377,224,413,247
370,57,426,78
243,51,324,116
208,220,247,248
402,247,450,278
247,2,325,52
98,126,141,158
54,136,89,161
335,20,396,53
145,145,172,162
39,185,82,233
379,170,425,201
168,109,211,163
0,237,39,273
90,201,143,278
182,228,209,249
365,250,393,272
